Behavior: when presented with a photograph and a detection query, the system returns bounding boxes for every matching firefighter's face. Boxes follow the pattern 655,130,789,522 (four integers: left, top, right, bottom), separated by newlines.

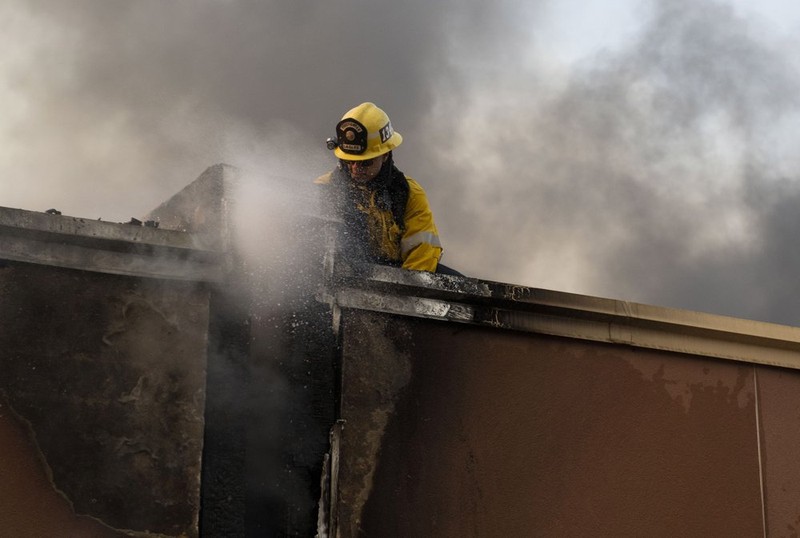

344,154,386,183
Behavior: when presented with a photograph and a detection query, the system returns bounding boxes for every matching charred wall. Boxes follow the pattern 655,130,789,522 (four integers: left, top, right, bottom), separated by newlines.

148,163,338,537
0,260,210,537
0,162,338,537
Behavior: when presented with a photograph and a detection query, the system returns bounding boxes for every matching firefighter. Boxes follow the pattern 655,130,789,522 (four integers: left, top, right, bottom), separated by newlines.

317,102,458,274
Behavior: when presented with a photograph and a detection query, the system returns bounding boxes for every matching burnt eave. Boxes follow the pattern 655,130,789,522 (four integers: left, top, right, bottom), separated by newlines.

331,263,800,371
0,206,222,282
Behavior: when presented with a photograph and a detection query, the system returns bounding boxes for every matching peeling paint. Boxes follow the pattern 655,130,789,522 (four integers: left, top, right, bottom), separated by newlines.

0,393,133,537
624,356,754,412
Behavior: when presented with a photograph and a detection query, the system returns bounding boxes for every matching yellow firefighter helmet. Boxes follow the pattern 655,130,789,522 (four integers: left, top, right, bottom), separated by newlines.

331,102,403,161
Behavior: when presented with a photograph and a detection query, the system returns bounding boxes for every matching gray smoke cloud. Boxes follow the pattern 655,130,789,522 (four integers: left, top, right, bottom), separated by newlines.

430,0,800,325
2,0,800,325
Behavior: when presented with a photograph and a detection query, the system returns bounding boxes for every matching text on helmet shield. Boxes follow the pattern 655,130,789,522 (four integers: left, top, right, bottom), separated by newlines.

336,118,367,154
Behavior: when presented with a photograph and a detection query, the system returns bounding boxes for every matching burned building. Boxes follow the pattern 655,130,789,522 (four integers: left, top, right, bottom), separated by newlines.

3,164,800,537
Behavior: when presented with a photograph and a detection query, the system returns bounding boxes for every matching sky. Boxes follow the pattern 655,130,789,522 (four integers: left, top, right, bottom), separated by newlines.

3,0,800,326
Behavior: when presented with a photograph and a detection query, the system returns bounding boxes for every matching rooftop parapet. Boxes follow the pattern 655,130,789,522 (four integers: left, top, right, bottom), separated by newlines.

329,261,800,371
0,204,222,282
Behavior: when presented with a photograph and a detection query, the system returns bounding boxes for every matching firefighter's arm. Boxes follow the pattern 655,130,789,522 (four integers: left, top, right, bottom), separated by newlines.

401,179,442,272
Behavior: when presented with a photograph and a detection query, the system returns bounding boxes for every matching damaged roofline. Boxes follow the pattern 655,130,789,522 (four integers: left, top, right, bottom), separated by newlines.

0,206,222,282
331,263,800,371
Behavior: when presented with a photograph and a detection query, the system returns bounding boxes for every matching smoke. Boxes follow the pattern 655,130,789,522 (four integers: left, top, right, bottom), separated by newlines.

429,0,800,324
0,0,482,217
2,0,800,324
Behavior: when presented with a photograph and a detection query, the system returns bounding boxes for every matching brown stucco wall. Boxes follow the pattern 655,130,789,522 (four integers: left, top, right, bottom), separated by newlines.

337,309,770,538
757,366,800,536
